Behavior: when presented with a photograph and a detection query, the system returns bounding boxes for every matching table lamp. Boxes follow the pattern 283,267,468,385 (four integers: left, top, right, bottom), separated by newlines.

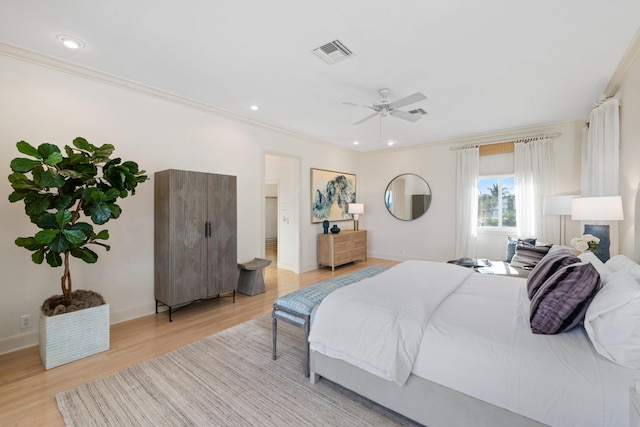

571,196,624,262
543,195,579,245
348,203,364,231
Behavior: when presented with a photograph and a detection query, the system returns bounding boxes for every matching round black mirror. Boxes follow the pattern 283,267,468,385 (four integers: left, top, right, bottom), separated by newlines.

384,174,432,221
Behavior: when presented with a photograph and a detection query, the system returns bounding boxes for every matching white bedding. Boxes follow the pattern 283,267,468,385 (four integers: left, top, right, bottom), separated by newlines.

308,260,640,427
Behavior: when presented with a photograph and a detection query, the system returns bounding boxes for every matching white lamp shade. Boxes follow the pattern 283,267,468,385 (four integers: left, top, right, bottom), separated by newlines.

543,195,579,215
348,203,364,215
571,196,624,221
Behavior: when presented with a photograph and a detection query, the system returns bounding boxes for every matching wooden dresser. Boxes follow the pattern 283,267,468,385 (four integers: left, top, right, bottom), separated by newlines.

317,230,367,271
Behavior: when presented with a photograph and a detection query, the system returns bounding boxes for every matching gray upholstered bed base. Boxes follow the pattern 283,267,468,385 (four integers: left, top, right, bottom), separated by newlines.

310,350,549,427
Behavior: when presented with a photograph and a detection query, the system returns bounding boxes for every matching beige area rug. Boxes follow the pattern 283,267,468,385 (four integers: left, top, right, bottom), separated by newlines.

56,313,419,426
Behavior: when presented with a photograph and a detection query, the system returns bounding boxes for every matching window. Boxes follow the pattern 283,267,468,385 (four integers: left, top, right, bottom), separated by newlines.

477,176,516,228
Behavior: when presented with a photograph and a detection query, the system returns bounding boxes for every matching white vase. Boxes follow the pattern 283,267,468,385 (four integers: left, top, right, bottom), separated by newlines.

39,304,110,370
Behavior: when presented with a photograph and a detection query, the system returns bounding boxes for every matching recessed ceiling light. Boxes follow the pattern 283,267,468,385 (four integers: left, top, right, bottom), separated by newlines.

56,34,85,49
353,140,359,145
388,140,395,146
250,105,259,111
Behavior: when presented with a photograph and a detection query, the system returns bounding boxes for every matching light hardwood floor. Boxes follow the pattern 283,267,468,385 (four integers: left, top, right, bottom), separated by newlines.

0,243,397,426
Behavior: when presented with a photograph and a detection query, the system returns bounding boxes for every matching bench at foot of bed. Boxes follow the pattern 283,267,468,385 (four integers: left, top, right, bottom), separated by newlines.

272,265,389,377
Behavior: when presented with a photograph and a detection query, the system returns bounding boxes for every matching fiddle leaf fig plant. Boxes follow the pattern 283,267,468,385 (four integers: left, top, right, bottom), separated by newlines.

8,137,148,308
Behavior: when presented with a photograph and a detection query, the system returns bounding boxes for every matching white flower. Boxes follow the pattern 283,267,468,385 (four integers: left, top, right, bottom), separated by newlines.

581,234,600,244
570,234,600,252
574,240,589,252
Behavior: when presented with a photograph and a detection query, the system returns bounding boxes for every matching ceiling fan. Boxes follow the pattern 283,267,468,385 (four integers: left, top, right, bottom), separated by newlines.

345,88,427,125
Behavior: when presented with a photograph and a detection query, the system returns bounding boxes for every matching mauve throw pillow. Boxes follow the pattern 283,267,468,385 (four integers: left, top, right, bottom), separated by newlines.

527,250,581,299
510,240,551,269
505,236,536,263
530,262,602,335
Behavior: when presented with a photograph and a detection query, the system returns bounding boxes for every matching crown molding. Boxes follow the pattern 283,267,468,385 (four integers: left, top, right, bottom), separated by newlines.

0,42,356,153
600,28,640,101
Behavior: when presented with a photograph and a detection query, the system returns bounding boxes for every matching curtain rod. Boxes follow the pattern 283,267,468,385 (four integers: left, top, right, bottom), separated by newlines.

449,132,562,151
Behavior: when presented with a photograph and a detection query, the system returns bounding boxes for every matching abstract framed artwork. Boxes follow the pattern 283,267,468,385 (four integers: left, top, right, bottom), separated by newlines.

310,168,356,223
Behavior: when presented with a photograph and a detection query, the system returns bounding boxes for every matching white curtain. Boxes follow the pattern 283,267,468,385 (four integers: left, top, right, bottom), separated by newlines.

454,146,479,258
583,98,619,196
514,138,554,242
581,98,620,255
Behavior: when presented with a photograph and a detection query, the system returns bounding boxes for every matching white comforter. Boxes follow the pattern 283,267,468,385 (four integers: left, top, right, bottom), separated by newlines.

309,260,472,385
308,260,639,427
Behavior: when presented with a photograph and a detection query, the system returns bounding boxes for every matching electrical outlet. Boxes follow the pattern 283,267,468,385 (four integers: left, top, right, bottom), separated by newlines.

20,314,32,329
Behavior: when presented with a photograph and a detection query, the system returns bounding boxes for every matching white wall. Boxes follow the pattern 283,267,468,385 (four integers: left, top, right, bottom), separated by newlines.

0,53,358,353
618,50,640,261
359,121,583,262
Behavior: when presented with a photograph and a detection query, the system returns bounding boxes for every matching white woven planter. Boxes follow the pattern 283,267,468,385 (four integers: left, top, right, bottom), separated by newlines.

39,304,110,370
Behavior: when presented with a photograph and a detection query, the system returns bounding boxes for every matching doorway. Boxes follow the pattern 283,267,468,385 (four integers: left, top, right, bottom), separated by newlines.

264,153,300,273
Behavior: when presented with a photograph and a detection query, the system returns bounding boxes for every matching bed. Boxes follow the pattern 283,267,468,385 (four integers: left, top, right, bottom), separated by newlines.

308,258,640,427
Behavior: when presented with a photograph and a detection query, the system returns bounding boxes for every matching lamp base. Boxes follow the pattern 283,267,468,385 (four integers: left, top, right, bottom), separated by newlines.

584,224,610,263
354,219,359,231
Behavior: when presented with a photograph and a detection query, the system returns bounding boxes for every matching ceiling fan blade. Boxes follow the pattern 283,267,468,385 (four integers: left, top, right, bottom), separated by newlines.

389,109,422,123
353,112,378,125
391,92,427,109
343,102,377,111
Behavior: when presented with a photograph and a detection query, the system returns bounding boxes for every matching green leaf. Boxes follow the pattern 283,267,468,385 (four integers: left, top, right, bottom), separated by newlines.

8,191,28,203
45,251,63,267
24,194,51,216
94,229,109,240
8,172,38,191
108,203,122,219
48,234,70,252
36,212,58,229
38,168,66,188
34,229,60,245
71,247,98,263
83,187,106,202
104,188,120,201
15,237,42,251
89,203,112,224
92,241,111,251
37,143,61,160
10,158,41,173
121,161,139,174
57,169,84,179
53,195,74,210
16,141,42,158
69,222,93,235
72,137,93,152
63,229,86,244
44,151,64,166
54,210,73,228
31,248,46,264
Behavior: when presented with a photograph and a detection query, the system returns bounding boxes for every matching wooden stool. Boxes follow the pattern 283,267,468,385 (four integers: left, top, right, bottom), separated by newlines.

237,258,272,296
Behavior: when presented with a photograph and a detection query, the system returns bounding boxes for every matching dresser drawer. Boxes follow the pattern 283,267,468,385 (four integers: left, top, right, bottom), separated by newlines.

317,230,367,271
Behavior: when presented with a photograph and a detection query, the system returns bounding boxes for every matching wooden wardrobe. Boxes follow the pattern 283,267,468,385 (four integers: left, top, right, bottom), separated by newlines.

154,169,237,321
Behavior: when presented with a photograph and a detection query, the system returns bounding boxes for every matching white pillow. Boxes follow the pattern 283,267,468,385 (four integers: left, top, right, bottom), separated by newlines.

584,270,640,368
605,255,640,284
578,251,612,283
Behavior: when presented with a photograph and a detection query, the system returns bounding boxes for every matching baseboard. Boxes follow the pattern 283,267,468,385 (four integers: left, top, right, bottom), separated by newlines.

0,330,39,355
0,302,156,356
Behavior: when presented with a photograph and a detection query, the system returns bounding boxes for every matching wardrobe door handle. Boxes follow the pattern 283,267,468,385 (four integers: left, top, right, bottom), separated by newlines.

208,221,212,237
204,222,209,238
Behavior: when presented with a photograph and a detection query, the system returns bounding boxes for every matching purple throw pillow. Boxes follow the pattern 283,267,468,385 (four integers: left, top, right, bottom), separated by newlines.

510,240,552,269
527,250,581,299
530,262,602,335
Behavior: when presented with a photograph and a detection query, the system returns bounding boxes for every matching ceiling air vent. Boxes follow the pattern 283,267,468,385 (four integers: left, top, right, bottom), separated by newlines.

408,108,428,115
312,39,355,64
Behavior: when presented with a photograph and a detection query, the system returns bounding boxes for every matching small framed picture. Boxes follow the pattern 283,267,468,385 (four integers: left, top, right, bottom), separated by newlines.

310,168,356,223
